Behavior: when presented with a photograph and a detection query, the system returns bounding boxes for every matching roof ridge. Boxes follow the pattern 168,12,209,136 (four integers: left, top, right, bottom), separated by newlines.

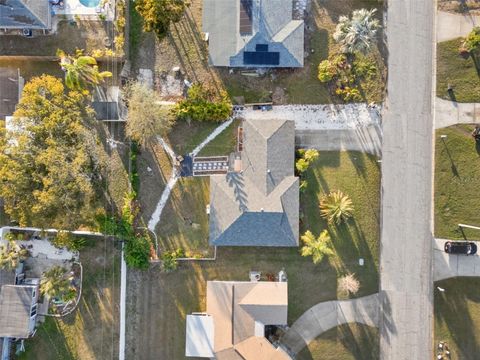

19,0,49,27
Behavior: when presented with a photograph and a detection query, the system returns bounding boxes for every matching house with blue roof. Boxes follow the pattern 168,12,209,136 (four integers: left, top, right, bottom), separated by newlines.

202,0,304,67
0,1,51,31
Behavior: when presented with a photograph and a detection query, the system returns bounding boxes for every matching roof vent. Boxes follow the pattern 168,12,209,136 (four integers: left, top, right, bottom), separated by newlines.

260,208,264,212
267,169,271,173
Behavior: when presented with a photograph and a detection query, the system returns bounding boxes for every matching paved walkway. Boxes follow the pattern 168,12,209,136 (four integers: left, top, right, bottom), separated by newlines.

239,104,381,130
435,97,480,129
380,0,435,358
280,294,379,354
295,123,382,156
437,11,480,42
434,239,480,281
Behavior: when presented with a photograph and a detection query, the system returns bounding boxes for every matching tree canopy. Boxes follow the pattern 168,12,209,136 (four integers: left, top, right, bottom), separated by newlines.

135,0,189,38
0,75,100,229
125,82,175,145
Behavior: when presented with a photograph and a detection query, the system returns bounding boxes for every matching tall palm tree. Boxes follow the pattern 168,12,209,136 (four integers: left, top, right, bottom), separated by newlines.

57,49,112,91
320,190,354,224
40,266,73,299
300,230,334,264
333,9,380,54
0,240,29,271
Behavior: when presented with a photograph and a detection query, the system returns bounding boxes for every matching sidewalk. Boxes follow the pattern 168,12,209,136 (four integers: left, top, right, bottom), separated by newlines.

435,97,480,129
280,294,379,354
437,11,480,42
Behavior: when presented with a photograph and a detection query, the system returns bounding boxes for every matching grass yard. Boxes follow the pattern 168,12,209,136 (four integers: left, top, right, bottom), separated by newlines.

126,151,380,359
435,277,480,359
134,0,386,104
434,125,480,240
18,239,121,360
301,151,381,297
437,39,480,103
166,120,221,155
197,119,240,156
297,323,379,360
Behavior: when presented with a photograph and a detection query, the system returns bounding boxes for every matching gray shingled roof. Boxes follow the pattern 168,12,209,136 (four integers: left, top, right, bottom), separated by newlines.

0,68,21,121
0,285,35,338
203,0,304,67
209,118,299,247
0,0,51,29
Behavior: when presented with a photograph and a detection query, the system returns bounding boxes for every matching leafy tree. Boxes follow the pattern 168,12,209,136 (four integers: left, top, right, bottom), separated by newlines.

57,49,112,91
135,0,189,38
300,230,333,264
0,75,99,229
0,239,29,270
304,149,319,163
174,84,232,122
125,82,175,145
463,27,480,53
320,190,354,225
40,266,75,300
333,9,380,54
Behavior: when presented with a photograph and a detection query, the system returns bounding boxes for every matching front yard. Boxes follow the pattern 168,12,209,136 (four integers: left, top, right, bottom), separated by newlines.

127,150,381,359
437,39,480,103
18,239,121,360
435,277,480,359
297,323,379,360
434,125,480,240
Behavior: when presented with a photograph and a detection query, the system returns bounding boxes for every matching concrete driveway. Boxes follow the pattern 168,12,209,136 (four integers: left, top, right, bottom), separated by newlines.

437,11,480,42
434,238,480,281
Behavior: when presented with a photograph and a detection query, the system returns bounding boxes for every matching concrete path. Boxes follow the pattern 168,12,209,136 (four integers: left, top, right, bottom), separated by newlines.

437,11,480,42
434,239,480,281
435,97,480,129
380,0,434,358
295,123,382,156
239,104,381,130
280,294,379,354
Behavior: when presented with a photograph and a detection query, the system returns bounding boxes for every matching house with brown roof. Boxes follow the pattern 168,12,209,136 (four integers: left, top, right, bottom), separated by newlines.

186,281,291,359
209,118,299,247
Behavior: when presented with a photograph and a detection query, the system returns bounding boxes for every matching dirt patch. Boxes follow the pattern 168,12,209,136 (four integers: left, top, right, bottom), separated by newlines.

438,0,480,14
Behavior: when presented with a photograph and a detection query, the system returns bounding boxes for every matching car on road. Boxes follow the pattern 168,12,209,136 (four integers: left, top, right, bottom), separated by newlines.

444,241,477,255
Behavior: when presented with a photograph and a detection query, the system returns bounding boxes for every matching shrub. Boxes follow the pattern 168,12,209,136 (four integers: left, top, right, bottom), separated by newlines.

124,234,151,270
174,84,232,122
52,231,86,251
335,86,362,102
318,60,336,82
295,158,309,174
463,27,480,53
353,56,377,78
338,273,360,295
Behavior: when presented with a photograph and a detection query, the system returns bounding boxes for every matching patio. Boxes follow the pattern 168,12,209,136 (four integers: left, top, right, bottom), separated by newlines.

52,0,115,21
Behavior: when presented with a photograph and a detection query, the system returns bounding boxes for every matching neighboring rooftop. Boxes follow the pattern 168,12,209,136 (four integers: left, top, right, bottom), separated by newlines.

187,281,291,359
202,0,304,67
0,285,36,338
0,67,22,121
209,118,299,247
0,0,51,30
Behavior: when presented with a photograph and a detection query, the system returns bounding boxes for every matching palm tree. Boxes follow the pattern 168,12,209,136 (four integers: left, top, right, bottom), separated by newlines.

300,230,334,264
320,190,354,224
40,266,73,299
0,239,29,271
57,49,112,91
333,9,380,54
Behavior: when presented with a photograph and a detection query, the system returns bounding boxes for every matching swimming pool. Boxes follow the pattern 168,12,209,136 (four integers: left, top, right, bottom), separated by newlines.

79,0,100,7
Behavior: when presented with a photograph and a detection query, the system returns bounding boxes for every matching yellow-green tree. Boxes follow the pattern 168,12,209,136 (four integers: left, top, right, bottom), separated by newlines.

0,75,99,229
135,0,189,38
320,190,354,225
300,230,333,264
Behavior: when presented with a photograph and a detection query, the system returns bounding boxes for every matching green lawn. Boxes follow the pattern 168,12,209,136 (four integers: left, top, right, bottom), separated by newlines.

437,39,480,102
297,323,379,360
167,120,221,155
301,151,381,298
198,119,240,156
434,125,480,240
130,151,381,358
435,277,480,360
18,239,121,360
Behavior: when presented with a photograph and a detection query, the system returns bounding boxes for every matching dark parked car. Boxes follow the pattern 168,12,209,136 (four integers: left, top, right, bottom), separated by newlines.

444,241,477,255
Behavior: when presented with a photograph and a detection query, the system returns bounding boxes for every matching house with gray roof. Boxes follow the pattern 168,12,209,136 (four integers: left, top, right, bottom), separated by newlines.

202,0,304,67
0,67,23,121
0,284,38,339
0,0,51,31
209,118,299,247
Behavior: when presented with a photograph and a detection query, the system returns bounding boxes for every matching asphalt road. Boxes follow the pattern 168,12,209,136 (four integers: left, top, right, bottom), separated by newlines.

379,0,435,358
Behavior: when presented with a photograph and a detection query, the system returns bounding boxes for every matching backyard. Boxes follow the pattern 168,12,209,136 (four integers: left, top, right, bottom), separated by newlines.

126,150,381,359
437,39,480,103
434,125,480,240
435,277,480,359
18,238,121,360
297,323,379,360
131,0,386,104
